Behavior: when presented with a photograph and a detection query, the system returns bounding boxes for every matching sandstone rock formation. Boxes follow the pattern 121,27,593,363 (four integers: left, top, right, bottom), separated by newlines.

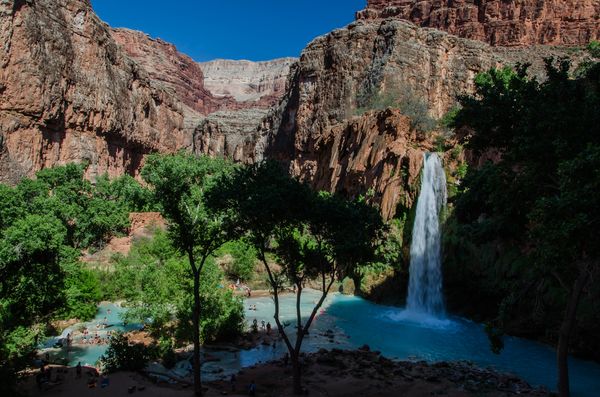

0,0,295,184
199,58,296,107
110,31,294,162
111,28,234,115
262,18,581,219
356,0,600,47
193,108,270,163
1,0,594,222
0,0,191,183
296,108,430,220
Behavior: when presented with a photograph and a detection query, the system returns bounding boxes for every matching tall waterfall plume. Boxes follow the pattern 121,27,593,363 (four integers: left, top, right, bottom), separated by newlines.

406,152,447,316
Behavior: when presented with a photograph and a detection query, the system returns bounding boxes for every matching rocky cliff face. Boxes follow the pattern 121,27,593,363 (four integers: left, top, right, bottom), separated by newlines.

1,0,593,220
0,0,191,183
193,108,270,163
110,28,235,116
263,18,580,219
298,108,429,220
199,58,296,107
0,0,294,183
110,31,294,162
356,0,600,47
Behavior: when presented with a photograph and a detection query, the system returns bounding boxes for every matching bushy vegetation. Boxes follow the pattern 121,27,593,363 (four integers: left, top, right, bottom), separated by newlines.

356,86,437,134
218,239,258,282
0,164,154,393
101,333,154,373
588,40,600,58
446,58,600,397
102,229,244,344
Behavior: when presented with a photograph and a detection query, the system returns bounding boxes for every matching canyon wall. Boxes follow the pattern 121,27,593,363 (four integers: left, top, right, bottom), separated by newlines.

356,0,600,47
110,28,233,116
1,0,594,220
0,0,191,183
0,0,293,183
199,58,296,107
262,18,578,218
109,31,294,163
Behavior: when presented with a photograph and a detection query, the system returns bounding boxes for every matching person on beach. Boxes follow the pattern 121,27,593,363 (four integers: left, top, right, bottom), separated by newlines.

230,373,236,391
76,362,82,378
266,322,271,335
249,380,256,396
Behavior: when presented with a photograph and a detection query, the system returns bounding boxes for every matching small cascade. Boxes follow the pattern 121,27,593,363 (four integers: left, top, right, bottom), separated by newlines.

406,152,447,317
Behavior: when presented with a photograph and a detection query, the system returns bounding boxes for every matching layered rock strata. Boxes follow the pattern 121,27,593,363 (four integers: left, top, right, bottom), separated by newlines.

356,0,600,47
297,108,430,220
262,18,581,219
193,108,270,163
199,58,296,107
111,28,234,115
109,31,294,161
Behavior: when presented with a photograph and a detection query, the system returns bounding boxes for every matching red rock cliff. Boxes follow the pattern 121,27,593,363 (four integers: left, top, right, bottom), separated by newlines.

0,0,191,183
356,0,600,46
262,18,582,219
111,28,233,115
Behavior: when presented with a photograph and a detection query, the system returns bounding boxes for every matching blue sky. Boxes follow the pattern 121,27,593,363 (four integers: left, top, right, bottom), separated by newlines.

91,0,366,62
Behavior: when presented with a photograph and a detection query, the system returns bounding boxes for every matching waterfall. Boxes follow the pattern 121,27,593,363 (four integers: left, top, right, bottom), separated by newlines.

406,152,447,317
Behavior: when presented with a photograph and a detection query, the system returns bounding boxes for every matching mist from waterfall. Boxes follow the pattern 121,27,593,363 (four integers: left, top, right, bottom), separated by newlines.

406,152,447,317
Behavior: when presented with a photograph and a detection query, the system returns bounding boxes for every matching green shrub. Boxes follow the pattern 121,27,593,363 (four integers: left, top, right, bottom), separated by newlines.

101,333,153,372
157,337,177,369
356,86,437,134
588,40,600,58
220,240,257,281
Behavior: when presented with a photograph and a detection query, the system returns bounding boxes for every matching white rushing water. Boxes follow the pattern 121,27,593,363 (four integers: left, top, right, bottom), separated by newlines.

406,153,447,317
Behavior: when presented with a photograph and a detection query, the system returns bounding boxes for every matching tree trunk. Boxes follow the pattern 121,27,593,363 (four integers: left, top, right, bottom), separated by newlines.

351,272,362,295
557,268,588,397
189,251,203,397
293,286,303,394
291,354,302,395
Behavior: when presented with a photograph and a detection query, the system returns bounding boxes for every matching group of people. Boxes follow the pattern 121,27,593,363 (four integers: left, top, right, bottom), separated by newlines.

78,327,113,345
35,364,64,390
228,279,252,297
229,374,256,396
251,319,273,335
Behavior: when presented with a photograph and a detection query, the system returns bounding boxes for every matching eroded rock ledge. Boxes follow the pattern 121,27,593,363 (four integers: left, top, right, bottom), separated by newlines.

356,0,600,47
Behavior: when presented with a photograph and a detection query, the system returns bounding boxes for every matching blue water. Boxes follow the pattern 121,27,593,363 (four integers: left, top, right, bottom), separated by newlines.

325,294,600,397
41,302,142,366
41,293,600,397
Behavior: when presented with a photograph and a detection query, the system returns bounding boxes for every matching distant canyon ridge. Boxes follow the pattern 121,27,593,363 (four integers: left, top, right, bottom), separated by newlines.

1,0,598,218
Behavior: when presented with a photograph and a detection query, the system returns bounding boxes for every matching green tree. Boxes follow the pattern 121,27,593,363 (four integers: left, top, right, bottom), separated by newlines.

101,333,153,373
141,153,237,397
451,59,600,397
0,214,67,393
95,174,157,213
208,161,384,394
108,230,243,343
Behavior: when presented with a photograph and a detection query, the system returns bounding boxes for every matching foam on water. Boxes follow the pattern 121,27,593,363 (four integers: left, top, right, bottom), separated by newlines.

381,308,458,331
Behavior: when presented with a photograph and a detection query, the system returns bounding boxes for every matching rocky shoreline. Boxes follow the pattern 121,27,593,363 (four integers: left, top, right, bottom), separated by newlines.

207,348,550,396
20,348,550,396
